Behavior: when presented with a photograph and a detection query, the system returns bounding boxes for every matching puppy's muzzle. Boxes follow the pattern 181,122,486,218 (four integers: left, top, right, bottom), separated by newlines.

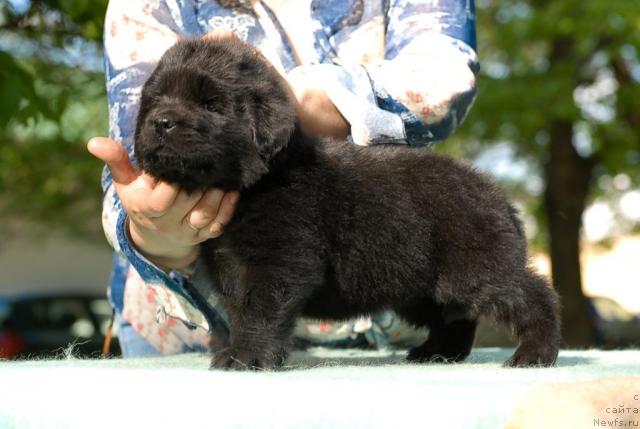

154,116,176,136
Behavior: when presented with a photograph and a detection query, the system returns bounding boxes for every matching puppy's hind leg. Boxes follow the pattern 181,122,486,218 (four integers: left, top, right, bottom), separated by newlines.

501,270,562,367
471,267,561,367
437,265,561,367
399,299,477,363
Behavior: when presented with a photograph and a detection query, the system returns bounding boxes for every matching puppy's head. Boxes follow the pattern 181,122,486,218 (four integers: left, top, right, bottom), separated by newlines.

134,37,296,191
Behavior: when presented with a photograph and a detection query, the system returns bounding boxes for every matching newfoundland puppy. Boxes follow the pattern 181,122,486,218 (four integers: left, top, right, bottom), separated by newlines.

134,37,561,369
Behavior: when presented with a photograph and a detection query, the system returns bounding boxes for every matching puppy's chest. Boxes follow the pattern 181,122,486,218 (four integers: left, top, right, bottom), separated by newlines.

199,243,245,298
198,195,322,292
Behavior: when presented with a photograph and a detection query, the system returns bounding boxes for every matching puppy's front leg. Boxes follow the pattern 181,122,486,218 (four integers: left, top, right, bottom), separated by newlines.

211,274,303,371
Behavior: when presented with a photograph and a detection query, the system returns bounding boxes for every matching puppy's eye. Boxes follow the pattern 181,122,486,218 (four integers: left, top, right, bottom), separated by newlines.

204,100,219,113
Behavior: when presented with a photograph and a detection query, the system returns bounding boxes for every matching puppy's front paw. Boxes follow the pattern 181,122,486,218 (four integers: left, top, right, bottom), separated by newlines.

210,347,287,371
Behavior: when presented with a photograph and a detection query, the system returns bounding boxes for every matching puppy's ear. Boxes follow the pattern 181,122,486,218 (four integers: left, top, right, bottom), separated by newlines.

248,85,296,160
239,113,270,187
234,92,262,155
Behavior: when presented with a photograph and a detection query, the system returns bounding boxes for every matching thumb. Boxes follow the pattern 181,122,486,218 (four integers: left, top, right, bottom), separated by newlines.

87,137,138,186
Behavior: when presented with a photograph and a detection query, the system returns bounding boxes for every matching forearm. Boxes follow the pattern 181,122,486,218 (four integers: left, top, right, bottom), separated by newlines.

287,0,478,147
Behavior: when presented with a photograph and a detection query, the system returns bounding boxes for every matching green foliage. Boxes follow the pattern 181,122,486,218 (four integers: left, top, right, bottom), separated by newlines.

439,0,640,249
51,0,106,39
0,0,109,239
0,50,38,128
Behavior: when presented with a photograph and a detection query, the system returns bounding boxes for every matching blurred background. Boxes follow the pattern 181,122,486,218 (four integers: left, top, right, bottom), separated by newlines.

0,0,638,358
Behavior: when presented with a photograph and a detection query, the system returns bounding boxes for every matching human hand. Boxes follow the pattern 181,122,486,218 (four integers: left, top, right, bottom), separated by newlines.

287,70,350,139
87,137,239,272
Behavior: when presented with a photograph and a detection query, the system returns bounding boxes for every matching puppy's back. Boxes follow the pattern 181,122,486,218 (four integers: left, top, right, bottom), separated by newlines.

318,141,521,245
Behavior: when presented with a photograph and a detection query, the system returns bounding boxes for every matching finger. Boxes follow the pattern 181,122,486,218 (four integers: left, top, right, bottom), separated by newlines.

188,188,225,229
198,191,239,239
87,137,138,186
146,181,180,218
198,219,224,240
214,191,240,227
170,189,204,221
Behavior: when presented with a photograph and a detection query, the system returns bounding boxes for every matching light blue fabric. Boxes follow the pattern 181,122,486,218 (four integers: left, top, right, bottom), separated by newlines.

116,313,162,357
0,348,639,429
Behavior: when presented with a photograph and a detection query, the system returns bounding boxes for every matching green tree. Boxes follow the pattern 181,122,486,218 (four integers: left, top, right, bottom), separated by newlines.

443,0,640,346
0,0,108,239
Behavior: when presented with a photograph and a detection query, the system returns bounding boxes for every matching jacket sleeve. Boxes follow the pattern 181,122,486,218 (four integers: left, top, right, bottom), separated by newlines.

101,0,208,317
288,0,479,147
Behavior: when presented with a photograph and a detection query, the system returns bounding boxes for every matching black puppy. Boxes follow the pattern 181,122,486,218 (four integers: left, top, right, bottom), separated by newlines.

135,37,562,369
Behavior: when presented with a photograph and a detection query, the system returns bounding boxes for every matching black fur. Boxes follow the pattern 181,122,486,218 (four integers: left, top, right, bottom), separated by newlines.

135,37,562,370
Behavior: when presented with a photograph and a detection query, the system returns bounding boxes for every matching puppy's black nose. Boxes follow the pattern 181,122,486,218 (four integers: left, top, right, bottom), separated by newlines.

154,117,176,135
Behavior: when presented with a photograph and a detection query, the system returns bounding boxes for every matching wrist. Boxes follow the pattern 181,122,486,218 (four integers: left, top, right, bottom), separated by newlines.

289,79,350,139
127,218,199,272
